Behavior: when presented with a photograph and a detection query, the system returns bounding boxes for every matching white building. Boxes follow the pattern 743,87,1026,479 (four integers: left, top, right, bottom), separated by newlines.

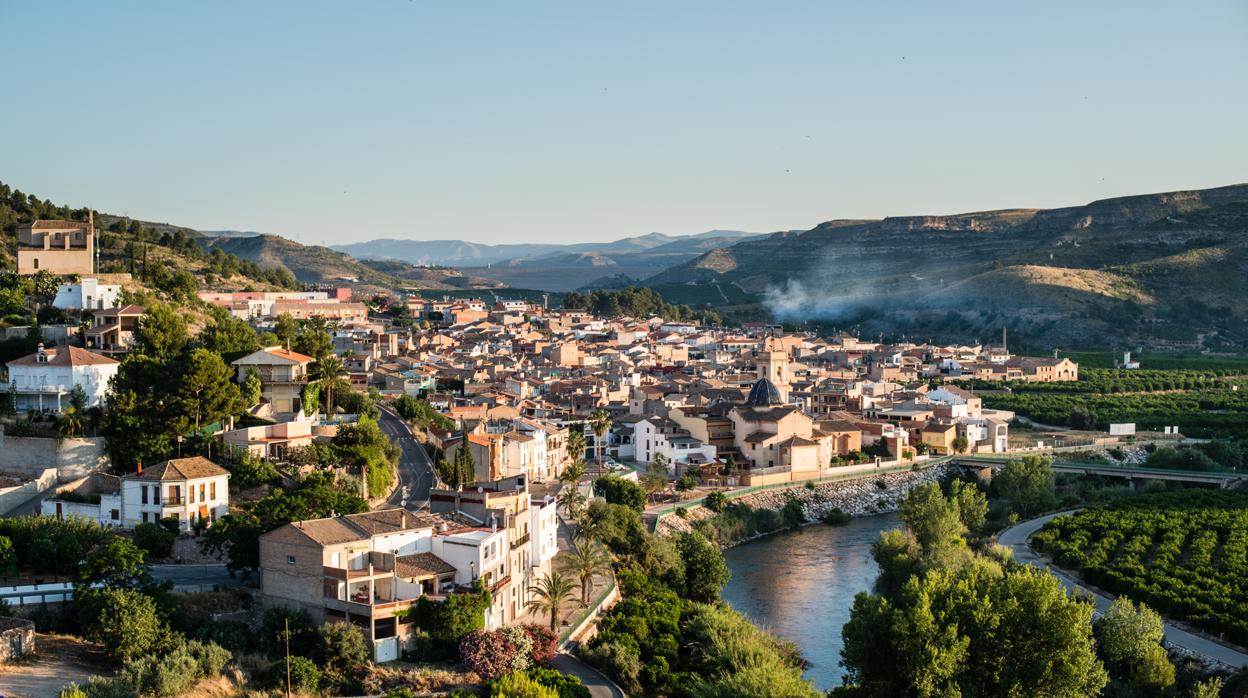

5,345,119,412
634,416,717,472
42,457,231,531
52,277,122,311
529,495,559,568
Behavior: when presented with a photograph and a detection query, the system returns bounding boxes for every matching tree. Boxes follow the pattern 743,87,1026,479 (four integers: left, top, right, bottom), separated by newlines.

993,454,1056,517
951,435,969,454
176,349,243,432
78,537,148,588
560,459,586,489
133,303,189,360
639,470,669,503
76,587,173,661
0,535,15,576
199,308,259,357
558,487,587,522
526,571,576,632
899,482,966,563
720,453,738,478
293,318,333,363
677,531,729,603
317,621,369,693
274,313,297,346
1094,597,1175,694
841,560,1108,697
317,353,346,416
241,367,262,408
561,539,613,605
68,383,87,412
565,427,587,467
134,522,176,558
703,490,728,513
589,410,612,464
593,476,646,512
947,479,987,534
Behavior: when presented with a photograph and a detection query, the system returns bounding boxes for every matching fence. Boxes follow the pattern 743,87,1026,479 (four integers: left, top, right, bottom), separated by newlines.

558,578,619,649
0,580,74,606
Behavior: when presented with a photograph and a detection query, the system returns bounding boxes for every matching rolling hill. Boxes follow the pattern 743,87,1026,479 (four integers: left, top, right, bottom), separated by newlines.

646,185,1248,350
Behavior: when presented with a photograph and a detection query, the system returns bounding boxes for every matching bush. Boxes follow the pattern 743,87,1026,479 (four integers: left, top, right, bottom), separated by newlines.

525,666,592,698
522,624,558,665
317,621,369,692
822,508,851,526
593,476,647,512
460,628,519,680
133,523,175,559
284,655,320,694
702,491,728,513
487,671,559,698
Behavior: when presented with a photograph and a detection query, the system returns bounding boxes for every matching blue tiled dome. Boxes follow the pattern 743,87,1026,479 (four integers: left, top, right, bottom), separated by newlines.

746,378,783,406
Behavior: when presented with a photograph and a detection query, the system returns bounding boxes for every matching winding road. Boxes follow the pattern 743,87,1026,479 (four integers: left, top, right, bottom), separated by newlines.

376,406,438,510
999,512,1248,669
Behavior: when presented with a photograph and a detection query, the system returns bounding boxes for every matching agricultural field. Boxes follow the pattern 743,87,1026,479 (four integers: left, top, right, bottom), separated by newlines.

961,368,1248,439
1032,490,1248,646
1055,352,1248,372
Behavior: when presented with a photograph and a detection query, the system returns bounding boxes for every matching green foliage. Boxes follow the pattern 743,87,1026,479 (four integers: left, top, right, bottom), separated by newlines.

1094,597,1175,694
133,521,175,559
487,671,559,698
593,476,647,512
133,303,189,360
946,479,988,533
676,531,730,603
198,307,260,358
1032,489,1248,645
840,559,1108,697
0,535,15,576
525,571,576,631
177,348,243,430
76,587,175,661
394,395,455,429
694,501,787,547
334,415,398,497
992,454,1056,517
284,655,321,694
316,621,369,693
218,446,280,489
516,667,591,698
562,286,721,325
401,579,492,644
822,507,851,525
702,490,728,512
258,607,319,659
0,516,110,575
899,482,967,562
78,537,148,587
115,639,231,698
240,367,263,408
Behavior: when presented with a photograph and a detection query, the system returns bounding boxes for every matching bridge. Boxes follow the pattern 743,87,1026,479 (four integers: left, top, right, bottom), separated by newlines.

953,455,1245,488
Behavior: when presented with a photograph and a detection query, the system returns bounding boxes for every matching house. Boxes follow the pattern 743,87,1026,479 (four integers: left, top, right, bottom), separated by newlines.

5,344,119,413
83,305,145,356
232,347,315,417
633,416,717,472
221,416,317,460
16,214,94,275
44,457,230,530
52,277,122,311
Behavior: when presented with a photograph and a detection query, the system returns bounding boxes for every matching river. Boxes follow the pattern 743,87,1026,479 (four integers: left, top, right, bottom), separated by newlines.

721,512,900,691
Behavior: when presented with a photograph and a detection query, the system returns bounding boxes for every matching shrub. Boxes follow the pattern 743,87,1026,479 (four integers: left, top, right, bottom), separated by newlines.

522,624,558,665
317,621,369,692
134,522,175,559
459,628,519,680
284,655,320,694
822,508,851,526
702,491,728,513
487,671,558,698
525,666,592,698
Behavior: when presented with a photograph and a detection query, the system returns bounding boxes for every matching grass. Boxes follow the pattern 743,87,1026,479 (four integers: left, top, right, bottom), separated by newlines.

1054,351,1248,372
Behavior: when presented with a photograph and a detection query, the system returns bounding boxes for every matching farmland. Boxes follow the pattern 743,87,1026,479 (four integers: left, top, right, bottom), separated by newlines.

1032,490,1248,646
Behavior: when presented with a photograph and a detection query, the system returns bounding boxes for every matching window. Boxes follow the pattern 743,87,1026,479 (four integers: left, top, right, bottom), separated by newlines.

287,555,296,566
32,258,38,270
141,512,149,523
189,487,195,504
141,486,148,505
200,483,206,501
210,481,216,500
153,487,161,505
110,509,120,521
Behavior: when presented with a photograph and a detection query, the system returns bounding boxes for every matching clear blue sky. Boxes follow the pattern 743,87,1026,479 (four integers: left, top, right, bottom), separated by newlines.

2,1,1245,245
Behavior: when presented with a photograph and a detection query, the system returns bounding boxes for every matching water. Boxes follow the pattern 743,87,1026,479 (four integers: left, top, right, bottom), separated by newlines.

721,513,900,690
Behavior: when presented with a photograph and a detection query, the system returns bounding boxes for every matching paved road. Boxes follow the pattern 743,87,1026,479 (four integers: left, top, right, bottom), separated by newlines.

551,653,626,698
148,562,243,590
377,406,437,510
1000,512,1248,669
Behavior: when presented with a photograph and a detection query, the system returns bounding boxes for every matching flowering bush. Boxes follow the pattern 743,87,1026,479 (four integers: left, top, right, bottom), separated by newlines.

522,624,558,664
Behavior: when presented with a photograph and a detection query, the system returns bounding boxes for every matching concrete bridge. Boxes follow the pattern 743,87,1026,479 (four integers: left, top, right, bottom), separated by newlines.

953,455,1246,488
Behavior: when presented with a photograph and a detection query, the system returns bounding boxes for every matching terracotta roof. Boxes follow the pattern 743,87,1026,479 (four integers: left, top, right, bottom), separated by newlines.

94,304,145,317
25,220,90,230
395,552,457,578
128,456,229,481
7,345,119,368
232,347,315,365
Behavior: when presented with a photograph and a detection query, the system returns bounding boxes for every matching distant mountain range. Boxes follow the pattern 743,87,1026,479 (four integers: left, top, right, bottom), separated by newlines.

647,184,1248,350
331,230,763,290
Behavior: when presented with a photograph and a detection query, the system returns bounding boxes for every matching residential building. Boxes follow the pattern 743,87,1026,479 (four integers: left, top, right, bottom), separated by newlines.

52,277,122,311
16,214,94,275
232,347,314,417
45,457,230,530
5,344,119,412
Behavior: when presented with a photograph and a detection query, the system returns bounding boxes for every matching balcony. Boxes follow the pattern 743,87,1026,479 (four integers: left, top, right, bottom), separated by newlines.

510,533,531,550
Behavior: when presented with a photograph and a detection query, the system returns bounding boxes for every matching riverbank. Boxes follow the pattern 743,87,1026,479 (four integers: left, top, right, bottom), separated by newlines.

656,461,953,543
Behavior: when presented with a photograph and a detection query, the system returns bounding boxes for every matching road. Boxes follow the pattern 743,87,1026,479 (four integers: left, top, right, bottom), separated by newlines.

148,563,243,590
377,406,437,510
550,653,627,698
999,512,1248,669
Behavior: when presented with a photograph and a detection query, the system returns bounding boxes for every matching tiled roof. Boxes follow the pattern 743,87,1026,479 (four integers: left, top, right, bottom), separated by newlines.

7,345,119,368
395,552,457,578
128,456,229,481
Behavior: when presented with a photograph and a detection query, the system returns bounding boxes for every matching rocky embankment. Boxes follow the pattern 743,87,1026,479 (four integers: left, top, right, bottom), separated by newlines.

657,463,953,539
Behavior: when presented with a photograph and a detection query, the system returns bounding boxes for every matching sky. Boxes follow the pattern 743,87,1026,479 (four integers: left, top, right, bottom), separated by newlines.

1,1,1246,246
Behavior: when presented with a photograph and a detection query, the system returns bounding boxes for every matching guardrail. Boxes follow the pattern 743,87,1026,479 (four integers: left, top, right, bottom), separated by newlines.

558,578,619,648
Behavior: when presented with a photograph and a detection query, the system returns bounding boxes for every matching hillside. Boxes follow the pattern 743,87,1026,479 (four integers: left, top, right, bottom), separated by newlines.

331,229,760,271
647,184,1248,350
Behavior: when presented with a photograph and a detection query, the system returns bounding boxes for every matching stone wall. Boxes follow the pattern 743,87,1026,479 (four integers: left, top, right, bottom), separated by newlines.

657,463,953,538
0,430,109,482
0,617,35,663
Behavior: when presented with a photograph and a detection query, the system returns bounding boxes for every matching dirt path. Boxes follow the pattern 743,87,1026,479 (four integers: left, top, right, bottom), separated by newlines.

0,634,114,698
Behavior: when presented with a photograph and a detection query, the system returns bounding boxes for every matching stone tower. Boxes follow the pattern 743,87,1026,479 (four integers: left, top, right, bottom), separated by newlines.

754,349,790,402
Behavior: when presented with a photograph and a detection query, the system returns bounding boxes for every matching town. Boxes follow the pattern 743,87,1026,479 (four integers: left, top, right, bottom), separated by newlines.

0,208,1107,694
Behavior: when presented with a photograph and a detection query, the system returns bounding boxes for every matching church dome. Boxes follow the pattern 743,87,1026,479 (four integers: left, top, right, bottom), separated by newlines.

745,377,783,406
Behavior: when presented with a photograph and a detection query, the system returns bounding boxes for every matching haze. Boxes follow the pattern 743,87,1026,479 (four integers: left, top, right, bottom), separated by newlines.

1,1,1245,245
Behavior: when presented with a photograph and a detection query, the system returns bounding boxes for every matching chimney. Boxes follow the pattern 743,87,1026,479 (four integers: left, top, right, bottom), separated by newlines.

136,460,142,475
401,511,407,529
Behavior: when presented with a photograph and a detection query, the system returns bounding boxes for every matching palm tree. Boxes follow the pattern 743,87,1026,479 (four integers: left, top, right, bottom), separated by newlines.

565,427,587,469
559,460,587,489
558,487,587,521
589,410,612,465
59,406,83,437
526,570,576,632
317,354,346,418
561,539,613,605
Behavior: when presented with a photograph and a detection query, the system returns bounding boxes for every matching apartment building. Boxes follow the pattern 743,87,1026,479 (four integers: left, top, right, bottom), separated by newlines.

232,347,314,417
